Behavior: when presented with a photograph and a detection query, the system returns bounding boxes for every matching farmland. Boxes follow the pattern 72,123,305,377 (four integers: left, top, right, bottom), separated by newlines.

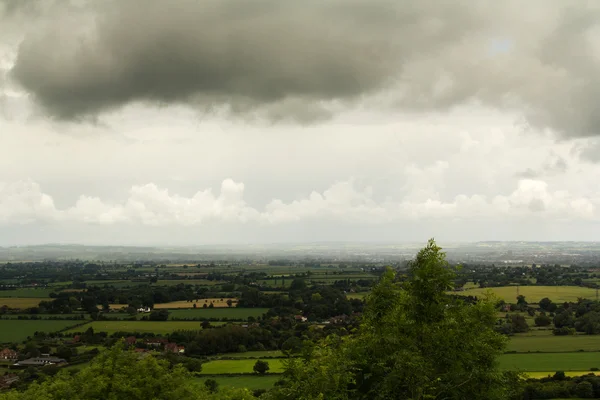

0,298,42,308
0,320,83,343
508,334,600,353
168,307,269,320
0,288,57,298
194,375,281,390
499,352,600,371
459,285,598,303
200,358,286,374
64,321,223,335
154,299,238,309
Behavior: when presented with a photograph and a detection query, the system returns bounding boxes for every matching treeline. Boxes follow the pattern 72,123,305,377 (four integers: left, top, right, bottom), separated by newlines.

523,372,600,399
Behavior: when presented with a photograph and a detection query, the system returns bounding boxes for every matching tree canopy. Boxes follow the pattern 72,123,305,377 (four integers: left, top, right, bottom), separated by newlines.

266,239,521,400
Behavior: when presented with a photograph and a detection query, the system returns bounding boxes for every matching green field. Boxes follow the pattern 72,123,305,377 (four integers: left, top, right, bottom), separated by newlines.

0,288,56,298
499,352,600,371
0,320,83,343
459,286,598,303
64,321,224,335
200,359,286,374
218,351,284,358
194,375,281,390
155,280,222,286
169,308,269,320
508,334,600,353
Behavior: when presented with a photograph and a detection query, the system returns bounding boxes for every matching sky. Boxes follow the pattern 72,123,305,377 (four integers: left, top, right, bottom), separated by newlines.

1,0,600,246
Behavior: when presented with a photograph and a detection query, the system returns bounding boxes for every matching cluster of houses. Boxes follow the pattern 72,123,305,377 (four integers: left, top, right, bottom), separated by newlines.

125,337,185,354
1,348,67,369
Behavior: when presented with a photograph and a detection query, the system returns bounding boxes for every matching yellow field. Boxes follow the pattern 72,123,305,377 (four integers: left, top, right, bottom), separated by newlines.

525,371,600,378
458,286,598,303
154,298,238,309
0,298,42,308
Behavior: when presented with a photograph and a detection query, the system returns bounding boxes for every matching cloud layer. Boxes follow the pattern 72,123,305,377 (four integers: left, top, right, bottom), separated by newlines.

1,0,600,137
1,177,596,228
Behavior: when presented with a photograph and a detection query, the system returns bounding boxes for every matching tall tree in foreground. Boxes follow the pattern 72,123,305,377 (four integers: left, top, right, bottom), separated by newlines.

268,239,521,400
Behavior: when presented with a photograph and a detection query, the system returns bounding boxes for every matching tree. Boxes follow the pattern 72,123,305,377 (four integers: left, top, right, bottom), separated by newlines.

510,315,529,333
253,360,270,375
201,321,211,329
226,299,233,308
539,297,557,312
575,380,594,398
267,239,521,400
534,314,552,327
149,310,170,321
55,346,73,361
204,379,219,393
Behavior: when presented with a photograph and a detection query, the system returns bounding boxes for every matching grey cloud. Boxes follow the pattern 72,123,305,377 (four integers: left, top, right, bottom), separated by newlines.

576,140,600,163
8,0,482,121
516,155,568,178
7,0,600,137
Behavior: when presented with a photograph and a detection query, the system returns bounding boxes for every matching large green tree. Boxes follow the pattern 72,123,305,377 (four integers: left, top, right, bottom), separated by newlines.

268,239,521,400
0,343,254,400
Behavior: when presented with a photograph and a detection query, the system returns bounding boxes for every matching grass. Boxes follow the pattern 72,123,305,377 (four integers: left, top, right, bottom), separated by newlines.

218,351,284,358
525,371,600,379
155,280,222,286
200,359,285,375
194,375,281,390
499,352,600,371
168,308,269,320
0,288,55,298
458,286,598,303
346,293,368,300
0,298,42,308
64,321,224,335
154,299,238,309
0,320,82,343
508,334,600,353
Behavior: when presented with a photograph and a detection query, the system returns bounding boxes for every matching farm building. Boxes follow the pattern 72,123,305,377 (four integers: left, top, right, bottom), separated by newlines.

14,356,67,367
0,348,18,360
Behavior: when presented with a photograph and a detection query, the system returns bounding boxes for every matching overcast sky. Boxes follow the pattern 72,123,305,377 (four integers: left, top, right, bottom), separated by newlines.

1,0,600,246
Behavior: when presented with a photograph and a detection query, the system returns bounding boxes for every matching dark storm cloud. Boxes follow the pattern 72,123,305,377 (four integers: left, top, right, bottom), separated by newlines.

7,0,482,121
7,0,600,136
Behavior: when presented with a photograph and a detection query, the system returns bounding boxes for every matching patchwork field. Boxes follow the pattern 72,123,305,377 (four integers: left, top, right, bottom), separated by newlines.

200,358,285,375
0,298,42,308
169,308,269,320
459,285,598,303
499,352,600,371
64,320,223,335
0,320,83,343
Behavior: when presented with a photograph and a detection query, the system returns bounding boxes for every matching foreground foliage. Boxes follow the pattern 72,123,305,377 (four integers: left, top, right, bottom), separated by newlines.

266,239,522,400
0,343,254,400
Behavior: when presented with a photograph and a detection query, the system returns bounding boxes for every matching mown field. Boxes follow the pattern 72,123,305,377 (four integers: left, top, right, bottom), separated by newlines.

0,298,42,308
194,375,281,390
499,352,600,371
508,334,600,353
219,351,284,358
64,320,224,335
0,320,83,343
200,358,285,374
459,285,598,303
169,308,269,320
0,288,56,298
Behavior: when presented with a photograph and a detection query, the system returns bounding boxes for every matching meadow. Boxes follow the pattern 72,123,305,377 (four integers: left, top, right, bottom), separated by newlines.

0,298,42,308
0,288,56,298
498,352,600,371
0,320,82,343
459,285,598,303
64,320,223,335
194,375,281,390
508,334,600,353
168,307,269,320
199,358,286,375
217,351,284,358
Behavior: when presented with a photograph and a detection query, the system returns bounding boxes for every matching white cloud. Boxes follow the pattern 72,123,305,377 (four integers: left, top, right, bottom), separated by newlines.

0,178,596,231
